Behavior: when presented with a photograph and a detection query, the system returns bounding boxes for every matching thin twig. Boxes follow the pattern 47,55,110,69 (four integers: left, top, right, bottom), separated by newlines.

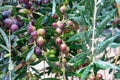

61,52,66,80
91,0,97,61
8,30,12,80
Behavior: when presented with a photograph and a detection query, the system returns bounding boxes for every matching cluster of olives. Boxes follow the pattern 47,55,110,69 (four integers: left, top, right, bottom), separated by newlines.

27,22,46,56
1,10,22,32
18,0,50,9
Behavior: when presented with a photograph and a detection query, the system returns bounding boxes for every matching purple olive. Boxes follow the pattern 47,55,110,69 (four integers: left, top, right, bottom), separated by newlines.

31,31,38,39
4,18,13,27
10,24,19,32
34,47,42,56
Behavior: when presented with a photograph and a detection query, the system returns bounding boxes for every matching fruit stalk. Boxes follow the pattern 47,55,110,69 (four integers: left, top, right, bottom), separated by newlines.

60,52,66,80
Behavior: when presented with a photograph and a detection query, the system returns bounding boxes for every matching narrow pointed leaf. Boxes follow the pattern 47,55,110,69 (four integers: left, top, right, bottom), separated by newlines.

26,46,35,61
95,60,120,70
0,28,9,48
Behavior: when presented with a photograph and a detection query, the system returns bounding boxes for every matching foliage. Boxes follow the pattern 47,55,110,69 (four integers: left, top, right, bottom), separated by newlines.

0,0,120,80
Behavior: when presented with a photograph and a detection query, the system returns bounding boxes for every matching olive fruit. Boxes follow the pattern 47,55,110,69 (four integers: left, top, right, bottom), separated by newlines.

20,45,28,52
64,46,70,54
43,0,50,4
55,62,60,67
49,49,56,54
31,31,38,39
25,1,32,9
29,54,37,62
52,13,58,19
27,25,36,33
36,36,45,47
57,21,65,29
52,22,58,28
49,54,55,58
37,28,46,36
56,28,62,34
56,37,62,45
67,20,73,26
4,18,13,27
36,0,42,5
89,75,95,80
34,47,42,56
60,43,67,51
2,11,9,19
23,0,29,4
59,5,66,14
10,24,19,32
96,73,103,80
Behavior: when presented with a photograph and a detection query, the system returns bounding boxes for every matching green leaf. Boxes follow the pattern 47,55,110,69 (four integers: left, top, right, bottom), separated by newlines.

94,35,118,55
0,5,13,12
15,65,27,80
67,31,91,42
94,60,120,70
13,29,26,35
52,0,56,15
0,28,9,48
0,44,9,52
96,9,116,37
108,43,120,48
26,46,35,61
31,67,40,75
35,16,44,28
8,62,14,71
69,52,88,66
115,70,120,78
81,64,93,80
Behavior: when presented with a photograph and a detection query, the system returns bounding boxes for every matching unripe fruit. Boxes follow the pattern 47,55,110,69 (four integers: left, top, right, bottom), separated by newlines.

56,37,62,45
56,28,62,34
29,54,37,62
67,20,73,26
36,36,45,47
20,45,28,52
31,31,38,39
62,58,67,64
43,0,50,4
57,21,65,29
4,18,13,27
49,54,55,58
52,22,58,28
60,43,67,51
59,5,66,14
34,47,42,56
27,25,36,33
10,24,19,32
44,51,49,57
96,73,103,80
52,13,58,19
37,28,46,36
49,49,56,54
